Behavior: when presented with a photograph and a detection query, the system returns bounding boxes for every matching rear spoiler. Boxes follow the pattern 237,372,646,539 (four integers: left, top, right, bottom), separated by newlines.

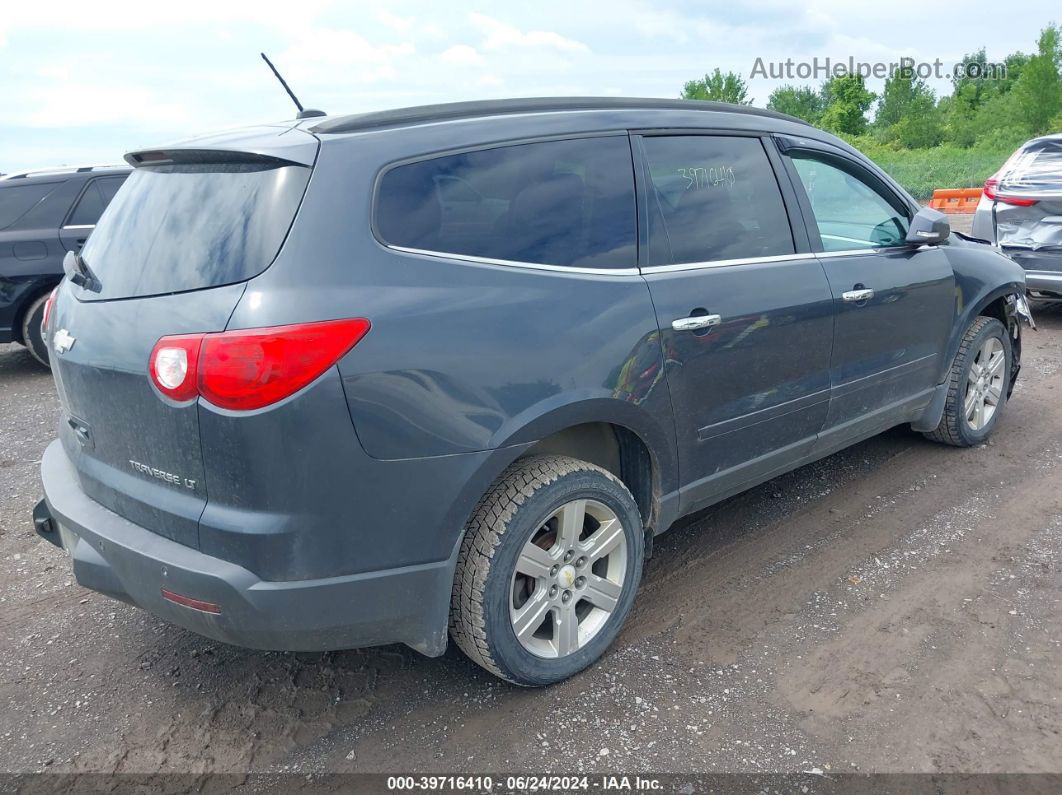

125,125,319,168
125,149,305,168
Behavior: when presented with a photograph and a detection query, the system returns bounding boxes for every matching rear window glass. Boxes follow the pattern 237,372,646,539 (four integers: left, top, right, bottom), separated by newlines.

79,162,310,300
375,137,636,269
0,181,60,230
999,140,1062,196
642,136,794,265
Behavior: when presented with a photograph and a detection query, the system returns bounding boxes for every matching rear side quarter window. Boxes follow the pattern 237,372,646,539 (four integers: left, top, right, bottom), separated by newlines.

374,136,637,269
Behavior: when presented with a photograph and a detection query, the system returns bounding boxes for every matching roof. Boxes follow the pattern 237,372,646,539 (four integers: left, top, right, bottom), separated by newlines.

311,96,808,136
0,164,130,182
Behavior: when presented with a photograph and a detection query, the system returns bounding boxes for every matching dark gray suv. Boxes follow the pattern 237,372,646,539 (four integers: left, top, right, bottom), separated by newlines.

35,98,1033,685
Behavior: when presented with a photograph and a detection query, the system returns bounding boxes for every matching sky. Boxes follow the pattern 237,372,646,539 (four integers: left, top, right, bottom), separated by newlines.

1,0,1056,172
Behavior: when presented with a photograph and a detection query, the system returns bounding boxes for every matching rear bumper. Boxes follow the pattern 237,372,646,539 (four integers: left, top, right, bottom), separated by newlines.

38,440,454,655
1025,270,1062,295
1003,248,1062,295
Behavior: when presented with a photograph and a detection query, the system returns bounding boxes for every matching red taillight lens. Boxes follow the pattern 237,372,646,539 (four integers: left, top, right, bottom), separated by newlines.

983,176,1038,207
41,287,59,332
149,318,370,410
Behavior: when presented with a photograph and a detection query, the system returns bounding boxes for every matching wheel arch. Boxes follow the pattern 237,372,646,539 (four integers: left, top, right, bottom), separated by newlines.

941,281,1025,385
10,276,61,345
442,399,679,584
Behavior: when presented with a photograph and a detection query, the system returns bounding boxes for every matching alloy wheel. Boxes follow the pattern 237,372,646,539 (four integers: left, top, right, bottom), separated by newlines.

964,336,1005,431
509,498,628,658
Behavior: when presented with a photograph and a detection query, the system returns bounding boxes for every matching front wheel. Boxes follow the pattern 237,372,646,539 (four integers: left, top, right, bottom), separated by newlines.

449,455,644,686
924,315,1012,447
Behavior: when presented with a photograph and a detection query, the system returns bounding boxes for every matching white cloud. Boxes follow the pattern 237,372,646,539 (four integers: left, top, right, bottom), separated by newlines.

14,82,190,128
279,29,416,83
469,13,589,54
377,10,414,34
440,44,484,66
0,0,331,44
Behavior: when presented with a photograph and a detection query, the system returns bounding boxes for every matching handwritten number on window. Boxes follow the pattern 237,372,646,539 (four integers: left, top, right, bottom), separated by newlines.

676,166,736,190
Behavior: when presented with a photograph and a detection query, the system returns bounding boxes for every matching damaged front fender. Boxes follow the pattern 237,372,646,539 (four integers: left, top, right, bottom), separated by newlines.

1007,291,1036,331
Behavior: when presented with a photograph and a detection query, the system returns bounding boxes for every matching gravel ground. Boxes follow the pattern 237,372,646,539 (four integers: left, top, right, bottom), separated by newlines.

1,293,1061,781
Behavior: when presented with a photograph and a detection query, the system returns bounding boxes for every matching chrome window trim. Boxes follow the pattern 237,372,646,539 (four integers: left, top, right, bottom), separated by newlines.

386,245,641,276
387,244,916,276
62,224,95,230
640,246,918,273
639,251,818,273
818,246,911,258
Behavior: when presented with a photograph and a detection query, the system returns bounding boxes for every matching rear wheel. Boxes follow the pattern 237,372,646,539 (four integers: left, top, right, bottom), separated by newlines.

924,316,1011,447
450,455,644,686
21,293,51,367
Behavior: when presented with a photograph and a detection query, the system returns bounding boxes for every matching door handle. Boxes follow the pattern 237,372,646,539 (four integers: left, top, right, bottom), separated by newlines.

842,288,874,303
672,314,722,332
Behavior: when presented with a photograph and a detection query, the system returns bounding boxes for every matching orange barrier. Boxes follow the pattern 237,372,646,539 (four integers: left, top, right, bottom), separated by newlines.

929,188,982,213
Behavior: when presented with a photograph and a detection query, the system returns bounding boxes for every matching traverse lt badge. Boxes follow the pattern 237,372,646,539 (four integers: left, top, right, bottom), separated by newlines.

53,329,76,354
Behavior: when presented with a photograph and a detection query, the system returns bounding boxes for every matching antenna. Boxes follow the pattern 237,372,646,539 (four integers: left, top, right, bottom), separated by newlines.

260,53,326,119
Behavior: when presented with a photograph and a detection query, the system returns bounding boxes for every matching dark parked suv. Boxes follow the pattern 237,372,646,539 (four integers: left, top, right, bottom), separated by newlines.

35,99,1033,685
0,165,129,364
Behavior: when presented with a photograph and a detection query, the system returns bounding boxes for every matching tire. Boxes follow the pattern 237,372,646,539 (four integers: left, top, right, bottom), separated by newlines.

20,292,51,368
449,454,644,686
924,316,1012,447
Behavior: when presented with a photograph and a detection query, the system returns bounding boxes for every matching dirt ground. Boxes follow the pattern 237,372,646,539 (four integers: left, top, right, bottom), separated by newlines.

1,290,1060,780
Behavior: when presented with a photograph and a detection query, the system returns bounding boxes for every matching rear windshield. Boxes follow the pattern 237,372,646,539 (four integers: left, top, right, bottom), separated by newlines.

999,141,1062,196
0,181,60,230
78,161,311,300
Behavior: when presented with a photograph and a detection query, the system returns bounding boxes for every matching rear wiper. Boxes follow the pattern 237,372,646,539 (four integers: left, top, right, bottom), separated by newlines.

62,250,102,293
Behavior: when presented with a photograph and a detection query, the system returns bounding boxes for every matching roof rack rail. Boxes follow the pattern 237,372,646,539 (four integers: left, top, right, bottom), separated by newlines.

312,96,809,135
0,163,130,181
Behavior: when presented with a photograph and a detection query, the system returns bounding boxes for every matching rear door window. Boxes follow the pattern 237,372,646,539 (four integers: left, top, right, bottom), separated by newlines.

78,161,311,301
0,181,61,230
640,135,795,265
375,136,636,269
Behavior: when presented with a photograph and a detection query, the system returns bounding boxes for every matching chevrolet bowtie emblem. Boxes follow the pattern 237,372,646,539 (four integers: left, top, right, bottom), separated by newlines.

53,328,76,354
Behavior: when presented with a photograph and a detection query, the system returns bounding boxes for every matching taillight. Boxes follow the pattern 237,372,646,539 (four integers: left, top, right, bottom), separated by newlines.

983,175,1038,207
149,334,202,403
41,287,59,332
149,318,370,410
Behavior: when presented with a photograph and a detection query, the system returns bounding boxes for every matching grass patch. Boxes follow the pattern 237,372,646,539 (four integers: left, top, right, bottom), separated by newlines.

838,137,1017,200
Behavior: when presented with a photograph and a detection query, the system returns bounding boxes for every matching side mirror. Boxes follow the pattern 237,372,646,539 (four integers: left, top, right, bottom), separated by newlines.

905,207,950,246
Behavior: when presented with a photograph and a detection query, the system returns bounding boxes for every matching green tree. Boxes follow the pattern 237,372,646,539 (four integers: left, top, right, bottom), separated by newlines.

681,68,751,105
876,68,932,128
874,67,943,148
767,84,825,123
1013,24,1062,135
820,74,875,135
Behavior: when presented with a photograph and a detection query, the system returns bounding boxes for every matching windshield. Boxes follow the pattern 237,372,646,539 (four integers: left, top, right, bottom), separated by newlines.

999,141,1062,197
78,161,311,300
